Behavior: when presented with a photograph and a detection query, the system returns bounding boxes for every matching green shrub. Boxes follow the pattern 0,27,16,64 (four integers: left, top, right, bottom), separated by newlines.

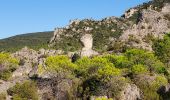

125,49,167,74
131,64,148,74
153,33,170,67
95,97,113,100
0,53,19,80
7,81,38,100
103,54,133,69
0,53,19,65
45,55,77,73
0,70,12,81
152,75,168,90
76,56,121,79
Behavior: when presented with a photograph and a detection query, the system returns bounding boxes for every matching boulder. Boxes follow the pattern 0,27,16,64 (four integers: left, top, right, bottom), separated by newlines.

80,34,98,57
120,84,141,100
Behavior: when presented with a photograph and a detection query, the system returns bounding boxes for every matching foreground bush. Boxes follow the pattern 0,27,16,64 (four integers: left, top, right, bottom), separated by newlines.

0,53,19,80
7,81,38,100
153,33,170,67
37,48,170,99
125,49,168,75
75,56,121,80
45,55,78,74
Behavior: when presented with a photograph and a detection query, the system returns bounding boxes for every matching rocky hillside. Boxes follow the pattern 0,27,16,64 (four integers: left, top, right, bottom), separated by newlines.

49,0,170,54
0,0,170,100
1,0,170,55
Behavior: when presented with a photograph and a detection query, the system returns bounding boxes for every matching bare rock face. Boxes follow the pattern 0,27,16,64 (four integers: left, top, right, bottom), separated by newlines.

162,3,170,13
120,84,141,100
80,34,98,57
12,47,62,78
12,47,38,77
124,8,138,18
49,28,64,46
120,3,170,51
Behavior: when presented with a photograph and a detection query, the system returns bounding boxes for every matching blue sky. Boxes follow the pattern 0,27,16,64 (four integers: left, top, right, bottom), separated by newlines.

0,0,150,39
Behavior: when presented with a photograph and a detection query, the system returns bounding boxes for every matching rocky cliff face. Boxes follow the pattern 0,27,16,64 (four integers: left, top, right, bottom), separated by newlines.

121,3,170,51
49,1,170,53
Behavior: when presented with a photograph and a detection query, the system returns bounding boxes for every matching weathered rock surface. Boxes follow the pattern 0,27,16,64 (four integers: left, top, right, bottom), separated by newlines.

80,34,98,57
120,84,141,100
120,3,170,51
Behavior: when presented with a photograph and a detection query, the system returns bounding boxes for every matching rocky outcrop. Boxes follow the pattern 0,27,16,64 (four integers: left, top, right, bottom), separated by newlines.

80,34,98,57
12,47,63,78
12,47,38,77
120,3,170,51
124,8,138,19
120,84,141,100
49,28,64,45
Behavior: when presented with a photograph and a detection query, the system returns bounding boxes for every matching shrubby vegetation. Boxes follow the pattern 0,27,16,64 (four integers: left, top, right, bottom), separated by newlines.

45,55,77,73
153,33,170,67
52,19,123,52
1,41,169,99
0,53,19,80
134,74,168,100
36,47,169,99
7,81,38,100
131,64,148,74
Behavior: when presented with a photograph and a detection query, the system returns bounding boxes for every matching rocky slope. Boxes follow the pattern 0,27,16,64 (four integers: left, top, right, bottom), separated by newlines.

49,0,170,56
0,0,170,100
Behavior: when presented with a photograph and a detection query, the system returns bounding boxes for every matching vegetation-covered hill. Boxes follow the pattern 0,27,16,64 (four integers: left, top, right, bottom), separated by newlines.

0,31,53,52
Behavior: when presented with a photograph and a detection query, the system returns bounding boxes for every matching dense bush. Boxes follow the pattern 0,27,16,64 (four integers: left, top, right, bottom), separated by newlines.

7,81,38,100
125,49,167,74
131,64,148,74
36,47,170,99
0,53,19,80
95,97,113,100
75,56,121,80
153,33,170,67
134,74,168,100
45,55,77,73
